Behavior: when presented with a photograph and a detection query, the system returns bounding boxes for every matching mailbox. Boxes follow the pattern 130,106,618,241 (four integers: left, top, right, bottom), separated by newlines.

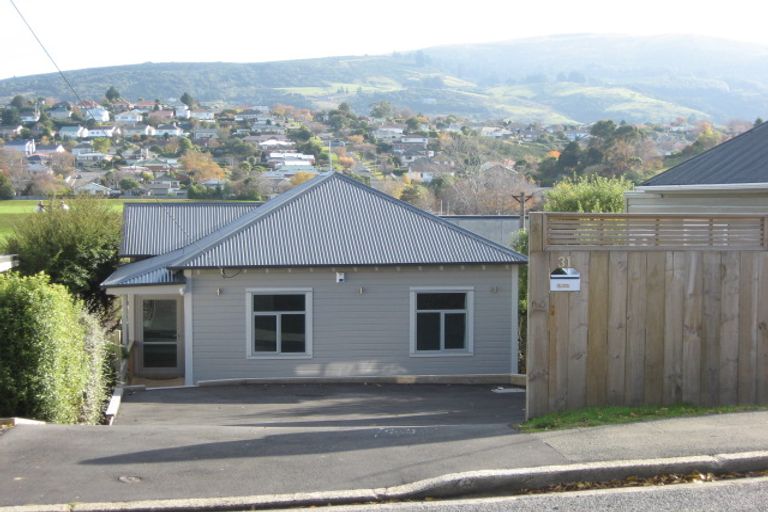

550,267,580,292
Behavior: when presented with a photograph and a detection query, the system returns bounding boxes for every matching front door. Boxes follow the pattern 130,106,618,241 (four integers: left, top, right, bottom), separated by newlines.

138,297,183,378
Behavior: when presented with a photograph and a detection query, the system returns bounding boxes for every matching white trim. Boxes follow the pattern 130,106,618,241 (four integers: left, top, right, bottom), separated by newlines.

634,183,768,193
245,288,313,359
183,270,194,386
510,266,519,374
409,286,474,357
106,285,185,296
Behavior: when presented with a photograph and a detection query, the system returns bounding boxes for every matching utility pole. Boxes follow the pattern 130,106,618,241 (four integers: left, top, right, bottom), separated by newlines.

512,191,534,231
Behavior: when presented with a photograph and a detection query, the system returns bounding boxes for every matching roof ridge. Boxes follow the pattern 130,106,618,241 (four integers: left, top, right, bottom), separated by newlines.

643,122,768,186
331,172,524,257
169,172,337,268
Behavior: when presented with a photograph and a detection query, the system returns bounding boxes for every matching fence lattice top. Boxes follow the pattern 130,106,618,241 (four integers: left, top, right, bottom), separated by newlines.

542,213,767,251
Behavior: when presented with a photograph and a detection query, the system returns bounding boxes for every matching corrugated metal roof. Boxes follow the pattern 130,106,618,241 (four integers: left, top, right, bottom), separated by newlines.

104,173,525,288
171,172,525,268
120,202,261,256
643,122,768,186
102,248,187,288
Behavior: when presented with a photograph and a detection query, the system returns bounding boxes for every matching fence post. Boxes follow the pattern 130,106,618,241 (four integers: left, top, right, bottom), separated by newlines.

527,213,550,418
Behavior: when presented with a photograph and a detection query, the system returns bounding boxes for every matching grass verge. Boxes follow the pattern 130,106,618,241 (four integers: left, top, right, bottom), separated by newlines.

519,404,768,432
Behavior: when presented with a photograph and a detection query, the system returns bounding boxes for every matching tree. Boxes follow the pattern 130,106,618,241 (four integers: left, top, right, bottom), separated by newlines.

1,107,20,126
119,177,140,191
10,95,26,109
180,92,194,107
0,173,14,199
544,175,632,213
92,137,112,154
105,86,120,102
4,198,122,315
180,149,225,182
49,153,75,177
370,101,393,119
290,171,315,187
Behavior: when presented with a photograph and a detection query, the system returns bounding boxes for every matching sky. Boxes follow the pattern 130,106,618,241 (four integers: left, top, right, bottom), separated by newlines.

2,0,768,80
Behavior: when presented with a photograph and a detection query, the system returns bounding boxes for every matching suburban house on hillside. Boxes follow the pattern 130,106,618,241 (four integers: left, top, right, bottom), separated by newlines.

626,121,768,213
103,173,525,386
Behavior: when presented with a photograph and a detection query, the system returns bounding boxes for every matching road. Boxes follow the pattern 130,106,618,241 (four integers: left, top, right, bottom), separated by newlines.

282,476,768,512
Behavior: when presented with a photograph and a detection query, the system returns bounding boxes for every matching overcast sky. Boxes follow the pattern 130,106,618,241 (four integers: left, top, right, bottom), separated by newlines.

2,0,767,80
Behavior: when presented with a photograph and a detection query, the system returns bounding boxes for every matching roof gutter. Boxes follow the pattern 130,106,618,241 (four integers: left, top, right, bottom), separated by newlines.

635,183,768,194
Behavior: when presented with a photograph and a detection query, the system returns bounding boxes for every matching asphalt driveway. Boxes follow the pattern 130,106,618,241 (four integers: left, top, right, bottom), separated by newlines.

116,383,526,427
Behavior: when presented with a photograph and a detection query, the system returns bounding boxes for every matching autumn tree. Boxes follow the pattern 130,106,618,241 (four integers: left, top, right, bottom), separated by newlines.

49,153,75,177
180,149,225,182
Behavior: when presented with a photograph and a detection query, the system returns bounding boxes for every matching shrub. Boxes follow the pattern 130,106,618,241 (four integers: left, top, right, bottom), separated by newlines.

4,197,121,316
544,175,632,213
0,273,110,423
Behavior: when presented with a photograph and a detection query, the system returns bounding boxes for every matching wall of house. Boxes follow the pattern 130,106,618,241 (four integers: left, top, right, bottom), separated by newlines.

189,265,518,382
625,191,768,214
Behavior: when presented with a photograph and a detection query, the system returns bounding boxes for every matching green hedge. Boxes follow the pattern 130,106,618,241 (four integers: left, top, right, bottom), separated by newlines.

0,273,110,423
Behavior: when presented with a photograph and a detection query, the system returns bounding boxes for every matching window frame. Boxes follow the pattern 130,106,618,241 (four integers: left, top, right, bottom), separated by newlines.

409,286,474,357
245,288,313,359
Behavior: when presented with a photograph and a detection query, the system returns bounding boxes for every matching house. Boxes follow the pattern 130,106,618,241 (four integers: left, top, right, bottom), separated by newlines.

115,110,144,124
146,175,182,196
192,127,219,142
76,152,113,164
0,125,23,138
102,173,525,385
33,144,66,155
76,181,117,195
155,124,183,137
71,141,94,155
174,105,190,120
374,126,405,141
626,122,768,214
190,110,215,121
4,139,36,156
20,110,40,124
122,124,156,138
48,107,72,121
84,107,110,123
86,126,121,138
59,125,89,139
148,110,176,124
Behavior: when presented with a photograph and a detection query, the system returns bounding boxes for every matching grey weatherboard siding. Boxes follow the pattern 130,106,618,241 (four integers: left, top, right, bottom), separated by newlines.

191,266,517,381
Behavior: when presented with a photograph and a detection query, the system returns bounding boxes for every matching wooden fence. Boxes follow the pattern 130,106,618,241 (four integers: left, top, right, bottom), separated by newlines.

526,212,768,419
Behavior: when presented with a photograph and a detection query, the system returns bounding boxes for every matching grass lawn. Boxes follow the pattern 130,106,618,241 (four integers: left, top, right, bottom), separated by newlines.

519,404,768,432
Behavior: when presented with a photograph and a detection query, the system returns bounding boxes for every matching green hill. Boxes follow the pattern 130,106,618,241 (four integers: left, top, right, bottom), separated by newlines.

1,34,766,123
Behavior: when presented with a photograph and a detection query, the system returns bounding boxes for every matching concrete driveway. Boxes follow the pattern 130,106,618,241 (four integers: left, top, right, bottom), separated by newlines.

116,383,526,427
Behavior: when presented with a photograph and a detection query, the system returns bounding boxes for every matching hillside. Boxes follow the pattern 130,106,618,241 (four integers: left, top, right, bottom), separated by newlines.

1,34,767,123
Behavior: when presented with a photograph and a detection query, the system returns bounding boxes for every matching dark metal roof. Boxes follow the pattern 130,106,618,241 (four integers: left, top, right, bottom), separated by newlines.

104,173,525,288
101,250,186,288
120,202,261,256
643,122,768,186
171,173,525,268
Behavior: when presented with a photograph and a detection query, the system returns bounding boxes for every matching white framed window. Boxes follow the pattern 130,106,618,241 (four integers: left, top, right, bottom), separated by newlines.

409,287,474,357
245,288,313,359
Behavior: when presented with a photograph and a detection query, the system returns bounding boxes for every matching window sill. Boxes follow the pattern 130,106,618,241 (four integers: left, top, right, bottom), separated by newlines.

409,351,474,358
247,353,313,360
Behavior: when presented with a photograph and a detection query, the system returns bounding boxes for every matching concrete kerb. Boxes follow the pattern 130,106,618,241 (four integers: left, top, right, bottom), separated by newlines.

3,450,768,512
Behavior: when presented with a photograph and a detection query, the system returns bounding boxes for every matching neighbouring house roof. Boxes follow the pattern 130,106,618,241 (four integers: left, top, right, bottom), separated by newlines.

104,173,525,288
643,122,768,187
120,202,261,257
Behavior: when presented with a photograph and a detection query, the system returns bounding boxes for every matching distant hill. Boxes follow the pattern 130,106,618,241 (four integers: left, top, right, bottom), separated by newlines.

2,34,767,124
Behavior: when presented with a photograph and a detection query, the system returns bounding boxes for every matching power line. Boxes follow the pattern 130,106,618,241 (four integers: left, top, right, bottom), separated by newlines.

9,0,226,260
9,0,87,108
